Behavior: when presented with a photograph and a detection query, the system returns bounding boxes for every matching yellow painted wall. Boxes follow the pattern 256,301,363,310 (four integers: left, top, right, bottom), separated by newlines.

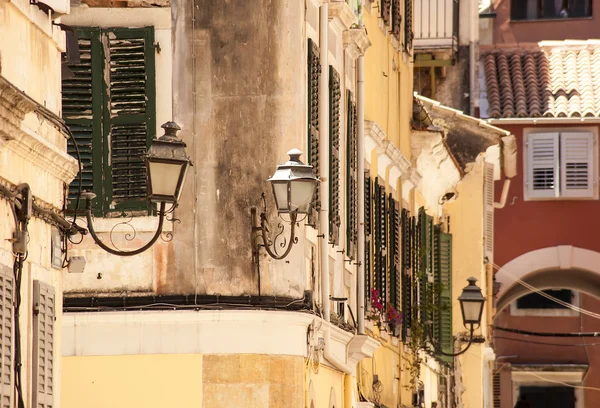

363,6,413,157
62,354,203,408
444,161,489,408
308,365,344,408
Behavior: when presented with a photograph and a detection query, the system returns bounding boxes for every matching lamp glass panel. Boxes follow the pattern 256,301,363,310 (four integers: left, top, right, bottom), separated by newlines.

290,180,316,214
272,181,289,211
148,161,183,200
461,300,483,324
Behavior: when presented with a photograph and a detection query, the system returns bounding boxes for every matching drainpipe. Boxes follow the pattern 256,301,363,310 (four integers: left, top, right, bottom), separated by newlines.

357,53,365,335
493,179,511,209
469,0,477,116
319,3,354,376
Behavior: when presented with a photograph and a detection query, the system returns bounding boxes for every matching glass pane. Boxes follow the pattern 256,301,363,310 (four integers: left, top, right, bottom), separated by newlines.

516,289,572,309
518,386,575,408
290,180,316,214
149,162,182,199
461,300,482,323
272,182,289,211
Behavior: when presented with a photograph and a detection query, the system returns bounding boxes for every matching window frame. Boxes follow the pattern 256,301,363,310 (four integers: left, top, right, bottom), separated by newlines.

512,371,584,408
523,128,598,201
511,290,579,317
510,0,593,21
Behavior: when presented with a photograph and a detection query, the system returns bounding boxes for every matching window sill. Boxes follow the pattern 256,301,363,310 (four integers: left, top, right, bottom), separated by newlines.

510,16,593,23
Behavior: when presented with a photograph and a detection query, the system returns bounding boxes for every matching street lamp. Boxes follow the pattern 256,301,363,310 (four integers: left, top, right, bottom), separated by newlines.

252,149,320,261
426,277,485,357
79,121,192,256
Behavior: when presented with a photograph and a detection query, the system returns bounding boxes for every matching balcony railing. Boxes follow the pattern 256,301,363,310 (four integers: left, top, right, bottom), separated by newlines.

413,0,459,50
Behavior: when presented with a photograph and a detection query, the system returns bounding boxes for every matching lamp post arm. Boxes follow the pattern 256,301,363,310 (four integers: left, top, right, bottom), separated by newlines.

254,211,298,261
84,201,166,257
425,322,475,357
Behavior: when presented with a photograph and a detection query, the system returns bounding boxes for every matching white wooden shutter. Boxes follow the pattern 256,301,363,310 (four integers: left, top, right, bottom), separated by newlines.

560,132,595,198
33,281,55,408
0,266,13,408
484,162,494,264
526,133,559,199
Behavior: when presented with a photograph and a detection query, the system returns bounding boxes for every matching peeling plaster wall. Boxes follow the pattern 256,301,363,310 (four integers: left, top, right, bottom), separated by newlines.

172,0,306,296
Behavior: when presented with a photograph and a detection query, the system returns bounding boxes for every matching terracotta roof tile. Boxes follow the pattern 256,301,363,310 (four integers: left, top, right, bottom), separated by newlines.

481,42,600,118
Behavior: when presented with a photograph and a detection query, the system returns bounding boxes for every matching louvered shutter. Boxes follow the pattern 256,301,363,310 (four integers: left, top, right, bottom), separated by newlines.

346,91,358,259
434,226,453,364
560,132,594,198
329,66,341,245
374,181,388,308
374,181,382,303
33,281,55,408
104,28,156,213
392,0,401,39
404,0,414,51
381,0,392,25
418,207,433,326
484,162,495,264
308,39,321,227
389,197,400,310
364,172,372,303
63,28,104,213
411,215,419,331
401,209,411,342
493,372,501,408
0,266,13,408
526,132,559,199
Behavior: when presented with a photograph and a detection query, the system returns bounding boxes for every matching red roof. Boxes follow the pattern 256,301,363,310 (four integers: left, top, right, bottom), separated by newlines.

482,41,600,118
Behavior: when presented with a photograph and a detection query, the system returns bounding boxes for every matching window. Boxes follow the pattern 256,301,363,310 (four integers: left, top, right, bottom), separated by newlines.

511,0,591,20
346,91,358,258
525,131,596,200
32,281,55,408
307,39,321,227
518,386,575,408
516,289,572,309
433,225,453,362
329,66,341,245
62,27,156,216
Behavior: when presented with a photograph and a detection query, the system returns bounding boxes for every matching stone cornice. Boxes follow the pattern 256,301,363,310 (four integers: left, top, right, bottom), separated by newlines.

364,120,421,187
343,28,371,59
328,1,358,31
0,77,79,185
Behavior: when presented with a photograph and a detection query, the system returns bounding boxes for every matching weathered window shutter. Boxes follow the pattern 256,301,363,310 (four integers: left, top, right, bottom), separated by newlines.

0,266,14,408
434,225,453,363
484,162,495,264
63,28,104,213
381,0,392,26
346,91,358,259
404,0,414,51
32,280,55,408
418,207,433,326
493,372,501,408
526,132,559,198
560,132,594,198
392,0,401,39
364,172,372,303
105,28,156,213
329,66,342,245
63,27,156,216
411,214,419,331
389,196,400,310
374,180,388,308
401,209,411,342
307,39,321,227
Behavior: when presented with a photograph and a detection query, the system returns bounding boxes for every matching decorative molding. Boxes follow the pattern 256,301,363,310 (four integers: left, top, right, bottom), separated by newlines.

343,28,371,59
347,334,380,366
0,77,78,185
364,120,421,187
328,1,358,31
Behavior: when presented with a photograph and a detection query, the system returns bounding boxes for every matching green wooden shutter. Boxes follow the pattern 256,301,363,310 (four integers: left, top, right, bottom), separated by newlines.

435,225,453,363
401,208,411,341
103,27,156,213
411,214,419,331
392,0,401,39
364,172,372,303
374,180,387,308
418,207,433,326
381,0,391,26
63,28,104,213
346,91,358,259
389,196,400,310
404,0,414,51
307,39,321,227
329,66,341,245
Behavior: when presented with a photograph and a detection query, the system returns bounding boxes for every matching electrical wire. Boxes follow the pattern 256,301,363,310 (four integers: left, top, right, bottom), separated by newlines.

494,336,600,347
13,255,25,408
525,371,600,393
494,326,600,338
